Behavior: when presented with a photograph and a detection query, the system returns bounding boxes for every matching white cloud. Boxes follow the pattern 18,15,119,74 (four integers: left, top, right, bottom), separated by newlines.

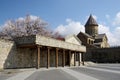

29,15,39,20
54,19,84,36
54,17,120,46
114,27,120,42
17,17,24,21
113,12,120,26
99,24,119,46
17,15,39,21
110,12,120,45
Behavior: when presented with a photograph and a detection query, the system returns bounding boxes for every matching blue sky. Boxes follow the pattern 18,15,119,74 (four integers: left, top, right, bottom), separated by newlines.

0,0,120,45
0,0,120,27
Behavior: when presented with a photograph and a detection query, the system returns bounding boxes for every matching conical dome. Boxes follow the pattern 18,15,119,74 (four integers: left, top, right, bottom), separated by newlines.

85,14,98,27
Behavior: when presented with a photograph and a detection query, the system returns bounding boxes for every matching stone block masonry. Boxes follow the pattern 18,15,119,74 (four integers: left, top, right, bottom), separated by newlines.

0,39,37,69
0,35,86,69
0,39,14,69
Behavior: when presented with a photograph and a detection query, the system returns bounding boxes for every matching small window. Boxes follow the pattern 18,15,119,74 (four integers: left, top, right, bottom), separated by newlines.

89,39,91,44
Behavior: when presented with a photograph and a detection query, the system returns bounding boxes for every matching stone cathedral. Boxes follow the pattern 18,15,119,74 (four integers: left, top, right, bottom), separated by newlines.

77,15,120,63
77,14,109,48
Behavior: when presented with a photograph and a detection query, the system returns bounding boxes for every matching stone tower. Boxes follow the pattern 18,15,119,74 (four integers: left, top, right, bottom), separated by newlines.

85,14,98,37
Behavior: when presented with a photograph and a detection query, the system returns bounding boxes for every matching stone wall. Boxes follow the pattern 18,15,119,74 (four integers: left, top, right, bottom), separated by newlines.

0,38,37,69
0,35,86,69
88,47,120,63
0,39,14,69
0,38,71,69
16,48,37,68
65,35,81,45
36,35,86,52
70,53,74,66
14,35,36,45
40,48,69,67
101,36,110,48
15,35,86,52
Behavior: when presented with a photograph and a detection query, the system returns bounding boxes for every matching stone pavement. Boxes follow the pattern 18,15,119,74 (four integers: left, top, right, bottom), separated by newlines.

2,67,99,80
85,66,120,74
62,68,98,80
0,68,36,80
5,70,36,80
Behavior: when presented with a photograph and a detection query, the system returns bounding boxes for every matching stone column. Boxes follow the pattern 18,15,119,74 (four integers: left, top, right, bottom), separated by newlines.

63,50,65,67
69,51,71,67
81,53,84,65
74,52,76,66
79,53,82,66
56,48,58,68
47,47,50,68
37,46,41,69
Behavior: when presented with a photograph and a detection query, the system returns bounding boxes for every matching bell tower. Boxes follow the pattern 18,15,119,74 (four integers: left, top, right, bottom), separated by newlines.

85,14,98,37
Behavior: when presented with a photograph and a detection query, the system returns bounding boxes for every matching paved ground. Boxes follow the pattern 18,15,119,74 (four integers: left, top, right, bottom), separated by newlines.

0,72,15,80
0,69,21,80
25,69,78,80
89,64,120,71
0,64,120,80
71,64,120,80
0,69,36,80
